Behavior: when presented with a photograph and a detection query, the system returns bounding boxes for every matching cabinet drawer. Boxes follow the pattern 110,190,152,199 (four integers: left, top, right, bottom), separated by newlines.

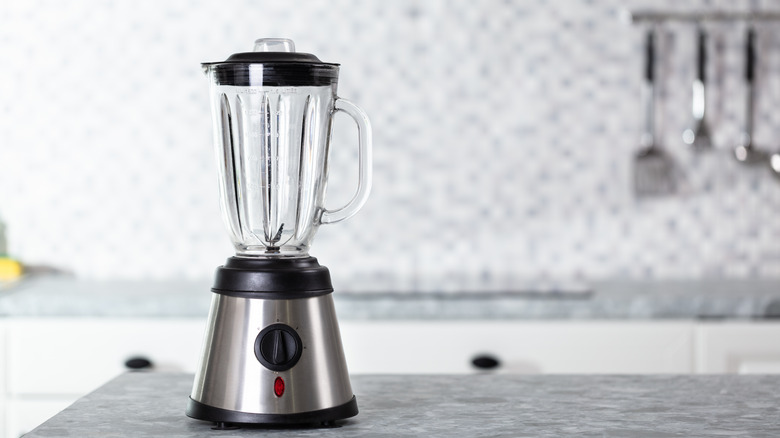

695,322,780,373
7,318,205,395
340,321,693,374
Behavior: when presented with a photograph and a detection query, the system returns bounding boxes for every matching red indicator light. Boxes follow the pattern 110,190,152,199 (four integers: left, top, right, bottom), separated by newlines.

274,377,285,397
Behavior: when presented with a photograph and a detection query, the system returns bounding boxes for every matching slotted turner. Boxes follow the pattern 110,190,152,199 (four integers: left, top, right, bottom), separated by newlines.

634,28,678,197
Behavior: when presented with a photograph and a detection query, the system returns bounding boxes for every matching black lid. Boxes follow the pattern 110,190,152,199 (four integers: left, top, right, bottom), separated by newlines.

203,38,339,87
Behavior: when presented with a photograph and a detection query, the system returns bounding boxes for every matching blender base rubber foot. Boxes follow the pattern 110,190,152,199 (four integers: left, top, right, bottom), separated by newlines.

211,422,240,431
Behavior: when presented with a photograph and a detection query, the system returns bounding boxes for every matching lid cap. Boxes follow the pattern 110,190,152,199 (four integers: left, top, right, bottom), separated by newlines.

254,38,295,53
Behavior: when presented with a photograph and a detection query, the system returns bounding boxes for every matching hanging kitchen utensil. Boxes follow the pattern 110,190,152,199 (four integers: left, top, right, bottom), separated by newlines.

734,27,766,164
634,28,679,197
682,26,712,150
770,151,780,178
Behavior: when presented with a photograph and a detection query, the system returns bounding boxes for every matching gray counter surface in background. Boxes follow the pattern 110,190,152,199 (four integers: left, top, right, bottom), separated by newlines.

24,372,780,437
1,276,779,319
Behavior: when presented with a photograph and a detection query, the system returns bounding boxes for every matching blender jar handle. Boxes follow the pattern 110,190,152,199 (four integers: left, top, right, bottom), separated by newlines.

320,98,373,225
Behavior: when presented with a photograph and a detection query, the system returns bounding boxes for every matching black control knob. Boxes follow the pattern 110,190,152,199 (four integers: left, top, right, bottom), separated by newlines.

254,324,302,371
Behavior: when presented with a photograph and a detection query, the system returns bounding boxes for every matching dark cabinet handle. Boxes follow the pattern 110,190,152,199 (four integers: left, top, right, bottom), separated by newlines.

471,355,501,370
125,356,153,370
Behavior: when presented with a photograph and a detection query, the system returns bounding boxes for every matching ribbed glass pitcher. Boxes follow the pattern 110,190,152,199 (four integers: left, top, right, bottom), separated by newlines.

203,39,372,257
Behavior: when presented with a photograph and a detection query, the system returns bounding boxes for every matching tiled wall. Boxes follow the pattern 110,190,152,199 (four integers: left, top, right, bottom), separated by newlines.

1,0,779,291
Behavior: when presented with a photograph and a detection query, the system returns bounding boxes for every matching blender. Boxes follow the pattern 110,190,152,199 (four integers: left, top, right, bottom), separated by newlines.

186,38,372,427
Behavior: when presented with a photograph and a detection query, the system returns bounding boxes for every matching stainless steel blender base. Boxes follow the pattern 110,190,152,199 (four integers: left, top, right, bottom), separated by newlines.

187,291,357,425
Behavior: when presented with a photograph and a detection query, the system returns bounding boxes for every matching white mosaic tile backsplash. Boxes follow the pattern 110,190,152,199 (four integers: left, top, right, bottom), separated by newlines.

1,0,779,291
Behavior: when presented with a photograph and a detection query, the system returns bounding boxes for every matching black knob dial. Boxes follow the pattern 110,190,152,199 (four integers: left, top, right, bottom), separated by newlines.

254,324,302,371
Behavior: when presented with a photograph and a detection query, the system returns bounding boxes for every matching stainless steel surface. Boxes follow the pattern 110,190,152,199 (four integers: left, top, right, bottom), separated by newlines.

681,79,710,148
733,90,763,164
639,80,654,152
682,28,711,151
770,152,780,177
734,28,765,165
191,293,353,414
634,28,678,197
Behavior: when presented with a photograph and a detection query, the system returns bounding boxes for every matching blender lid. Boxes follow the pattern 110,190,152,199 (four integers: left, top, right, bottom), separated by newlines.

204,38,338,65
203,38,339,86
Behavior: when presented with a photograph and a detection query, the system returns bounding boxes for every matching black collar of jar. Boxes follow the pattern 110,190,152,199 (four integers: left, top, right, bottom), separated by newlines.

211,256,334,298
203,52,340,86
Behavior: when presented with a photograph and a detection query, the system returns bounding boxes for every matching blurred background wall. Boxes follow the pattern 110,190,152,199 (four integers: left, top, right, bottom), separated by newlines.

1,0,779,290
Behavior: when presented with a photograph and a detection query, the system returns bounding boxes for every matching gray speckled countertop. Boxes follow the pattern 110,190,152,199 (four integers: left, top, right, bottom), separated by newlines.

25,373,780,437
1,276,779,319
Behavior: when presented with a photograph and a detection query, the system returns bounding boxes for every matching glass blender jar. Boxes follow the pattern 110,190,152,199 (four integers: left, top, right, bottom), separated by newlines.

205,38,371,257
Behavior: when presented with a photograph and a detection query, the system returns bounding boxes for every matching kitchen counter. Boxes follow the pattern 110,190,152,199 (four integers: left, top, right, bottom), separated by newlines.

1,276,779,319
24,372,780,437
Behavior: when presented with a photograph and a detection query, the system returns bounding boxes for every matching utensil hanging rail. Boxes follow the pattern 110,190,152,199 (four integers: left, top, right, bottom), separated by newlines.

629,10,780,24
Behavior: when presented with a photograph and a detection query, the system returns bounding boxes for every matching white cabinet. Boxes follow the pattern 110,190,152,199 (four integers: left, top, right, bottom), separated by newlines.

4,317,780,437
3,318,205,438
7,318,206,395
340,321,694,374
695,322,780,374
0,323,6,436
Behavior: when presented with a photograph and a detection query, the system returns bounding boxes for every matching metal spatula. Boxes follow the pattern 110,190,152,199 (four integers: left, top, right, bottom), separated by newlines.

634,29,678,197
